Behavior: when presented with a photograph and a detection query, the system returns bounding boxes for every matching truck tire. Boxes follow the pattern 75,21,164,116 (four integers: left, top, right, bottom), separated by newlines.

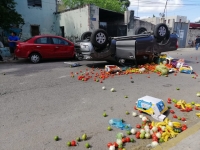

135,27,147,35
154,23,168,39
90,29,108,48
81,31,92,40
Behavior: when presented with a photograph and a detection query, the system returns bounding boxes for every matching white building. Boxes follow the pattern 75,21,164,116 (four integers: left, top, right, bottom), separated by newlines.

15,0,57,40
142,15,188,28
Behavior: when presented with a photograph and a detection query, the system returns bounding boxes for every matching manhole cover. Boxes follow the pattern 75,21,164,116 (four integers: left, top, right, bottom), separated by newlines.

162,84,172,87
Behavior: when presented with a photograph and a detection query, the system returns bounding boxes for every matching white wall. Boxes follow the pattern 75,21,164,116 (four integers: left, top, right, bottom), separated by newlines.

15,0,57,40
56,5,99,42
142,17,160,25
56,5,90,42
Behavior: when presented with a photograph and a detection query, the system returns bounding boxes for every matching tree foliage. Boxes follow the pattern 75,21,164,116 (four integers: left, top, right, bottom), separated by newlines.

62,0,130,13
0,0,24,30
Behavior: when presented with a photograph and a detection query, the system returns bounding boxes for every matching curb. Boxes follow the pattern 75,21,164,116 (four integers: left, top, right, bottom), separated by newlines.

152,121,200,150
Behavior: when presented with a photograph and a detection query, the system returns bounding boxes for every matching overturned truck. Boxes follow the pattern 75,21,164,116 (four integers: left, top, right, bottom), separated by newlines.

75,22,178,65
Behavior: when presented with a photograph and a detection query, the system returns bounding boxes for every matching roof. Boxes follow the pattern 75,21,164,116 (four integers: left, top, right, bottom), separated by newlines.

55,4,123,15
190,23,200,29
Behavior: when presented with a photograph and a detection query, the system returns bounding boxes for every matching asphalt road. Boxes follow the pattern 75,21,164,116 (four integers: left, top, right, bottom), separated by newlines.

0,48,200,150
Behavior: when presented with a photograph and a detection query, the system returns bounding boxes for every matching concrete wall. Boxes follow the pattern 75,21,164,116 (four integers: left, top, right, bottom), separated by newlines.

141,17,160,25
15,0,57,41
56,5,99,42
186,29,200,47
127,19,155,35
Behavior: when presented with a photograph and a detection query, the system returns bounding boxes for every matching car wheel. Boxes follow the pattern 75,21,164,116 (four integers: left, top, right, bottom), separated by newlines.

30,53,41,63
90,29,108,48
135,27,147,35
154,23,168,39
81,31,92,40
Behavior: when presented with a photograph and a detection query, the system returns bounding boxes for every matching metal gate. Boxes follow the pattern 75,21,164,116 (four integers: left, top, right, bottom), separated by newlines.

173,22,189,48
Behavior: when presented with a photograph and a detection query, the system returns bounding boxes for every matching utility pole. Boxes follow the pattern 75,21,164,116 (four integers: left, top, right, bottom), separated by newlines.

137,0,139,17
163,0,168,23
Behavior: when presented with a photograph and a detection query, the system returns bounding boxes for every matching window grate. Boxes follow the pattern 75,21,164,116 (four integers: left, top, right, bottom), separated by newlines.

27,0,42,7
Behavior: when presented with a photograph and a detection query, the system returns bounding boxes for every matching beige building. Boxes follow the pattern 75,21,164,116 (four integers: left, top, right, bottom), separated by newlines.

142,15,188,28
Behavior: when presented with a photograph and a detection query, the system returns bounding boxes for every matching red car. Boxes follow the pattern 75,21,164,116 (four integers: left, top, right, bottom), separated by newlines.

15,35,75,63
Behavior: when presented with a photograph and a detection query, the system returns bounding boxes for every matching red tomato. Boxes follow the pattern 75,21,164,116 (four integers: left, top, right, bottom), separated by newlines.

122,138,127,143
157,127,161,131
173,114,177,118
126,137,131,142
182,126,187,131
135,134,140,139
113,142,118,148
107,142,113,148
136,124,141,129
134,106,137,110
152,136,158,141
182,124,187,128
71,140,76,146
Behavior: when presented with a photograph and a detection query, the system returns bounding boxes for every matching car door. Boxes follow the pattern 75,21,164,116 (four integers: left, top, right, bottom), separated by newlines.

51,37,74,58
34,37,54,58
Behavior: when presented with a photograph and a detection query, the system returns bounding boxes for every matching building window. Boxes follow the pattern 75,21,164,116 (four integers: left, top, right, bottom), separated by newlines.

31,25,40,36
27,0,42,7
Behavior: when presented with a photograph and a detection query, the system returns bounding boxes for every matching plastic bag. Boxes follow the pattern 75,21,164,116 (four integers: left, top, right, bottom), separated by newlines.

109,119,132,131
179,65,193,74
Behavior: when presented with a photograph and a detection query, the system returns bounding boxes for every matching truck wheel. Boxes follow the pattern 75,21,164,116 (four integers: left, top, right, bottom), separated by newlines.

135,27,147,35
154,23,168,39
90,29,108,48
81,31,92,40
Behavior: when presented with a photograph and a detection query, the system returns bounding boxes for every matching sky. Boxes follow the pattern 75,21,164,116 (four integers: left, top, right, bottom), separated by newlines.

128,0,200,22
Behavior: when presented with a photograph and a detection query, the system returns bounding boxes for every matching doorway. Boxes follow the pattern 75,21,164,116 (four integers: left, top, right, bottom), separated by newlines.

31,25,40,36
60,26,64,37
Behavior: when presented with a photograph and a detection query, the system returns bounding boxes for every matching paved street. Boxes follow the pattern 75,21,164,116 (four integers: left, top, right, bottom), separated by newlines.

0,48,200,150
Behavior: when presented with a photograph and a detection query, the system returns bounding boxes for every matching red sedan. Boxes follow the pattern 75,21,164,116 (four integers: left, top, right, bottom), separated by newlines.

15,35,75,63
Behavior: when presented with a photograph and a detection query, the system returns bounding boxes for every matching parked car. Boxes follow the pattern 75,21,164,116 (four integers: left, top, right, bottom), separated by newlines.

75,23,178,66
15,35,77,63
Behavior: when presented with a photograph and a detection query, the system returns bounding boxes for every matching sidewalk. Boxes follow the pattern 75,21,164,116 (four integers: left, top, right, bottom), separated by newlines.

153,121,200,150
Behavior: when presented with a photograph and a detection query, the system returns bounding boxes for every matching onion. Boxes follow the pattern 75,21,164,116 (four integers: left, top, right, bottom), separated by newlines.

145,133,151,139
139,114,144,118
156,132,161,138
144,125,149,130
168,122,173,127
132,111,137,117
140,129,145,134
197,92,200,97
150,129,154,135
131,128,136,135
145,128,150,133
142,116,148,121
161,126,166,131
116,139,122,145
109,145,115,150
102,86,106,90
152,126,158,132
151,141,159,147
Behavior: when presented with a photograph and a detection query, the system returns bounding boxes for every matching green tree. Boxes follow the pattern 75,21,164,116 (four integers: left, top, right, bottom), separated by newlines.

0,0,24,30
62,0,129,13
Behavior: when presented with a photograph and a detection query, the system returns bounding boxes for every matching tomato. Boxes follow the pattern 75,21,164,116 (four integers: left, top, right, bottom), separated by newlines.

174,104,178,107
113,142,118,148
71,140,76,146
134,106,137,110
157,127,161,132
126,137,131,142
173,114,177,118
135,134,140,139
195,106,199,110
182,124,187,128
107,142,113,148
136,124,141,129
122,138,127,143
181,117,186,121
152,136,158,141
182,126,187,131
